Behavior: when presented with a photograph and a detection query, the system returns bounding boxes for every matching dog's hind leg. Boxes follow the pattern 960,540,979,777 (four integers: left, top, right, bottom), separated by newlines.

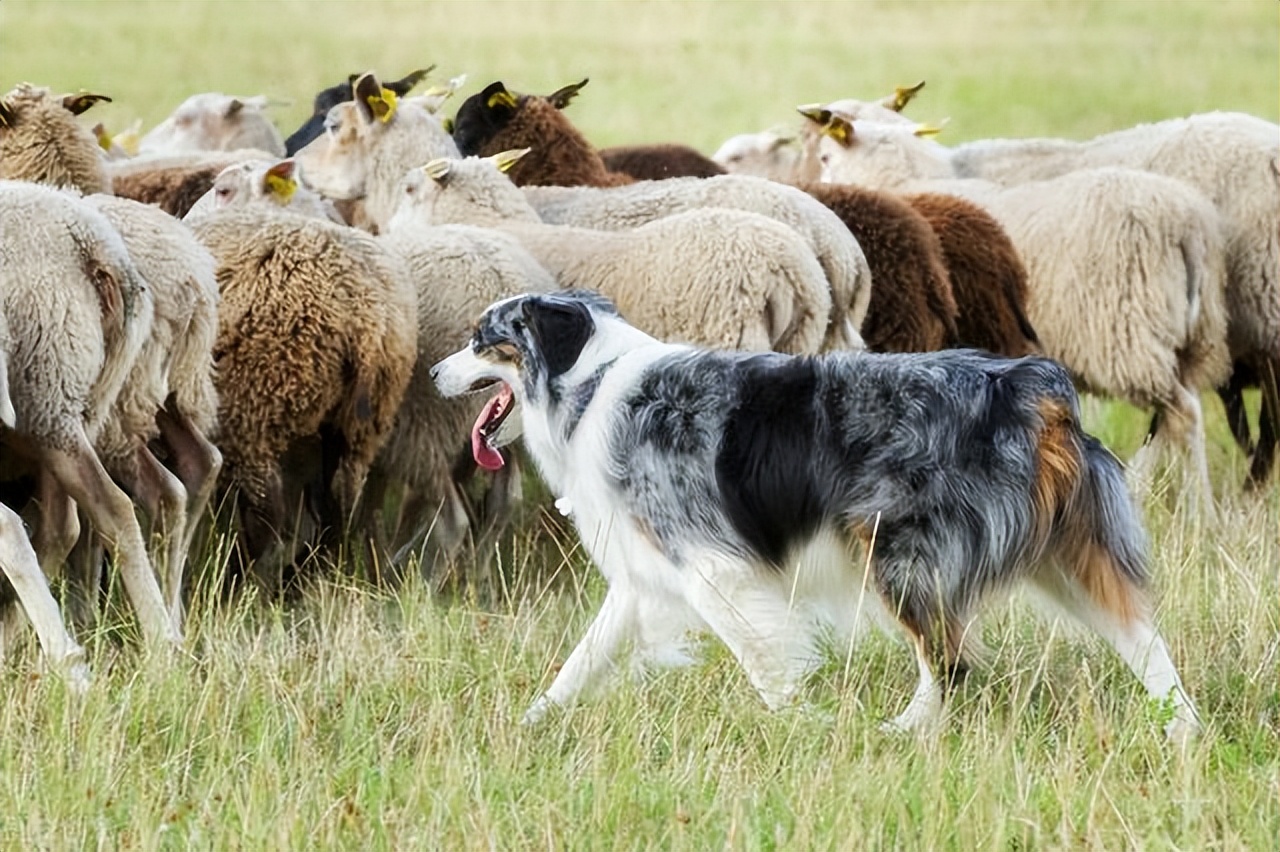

1029,564,1200,745
524,584,638,725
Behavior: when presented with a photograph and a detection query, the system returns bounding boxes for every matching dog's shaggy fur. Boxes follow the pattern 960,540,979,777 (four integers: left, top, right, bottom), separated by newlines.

432,291,1200,741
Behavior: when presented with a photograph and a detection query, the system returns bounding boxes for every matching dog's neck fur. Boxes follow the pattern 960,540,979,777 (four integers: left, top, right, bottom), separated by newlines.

521,314,662,495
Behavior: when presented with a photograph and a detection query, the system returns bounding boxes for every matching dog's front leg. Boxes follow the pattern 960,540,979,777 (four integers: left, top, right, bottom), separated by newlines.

524,584,637,725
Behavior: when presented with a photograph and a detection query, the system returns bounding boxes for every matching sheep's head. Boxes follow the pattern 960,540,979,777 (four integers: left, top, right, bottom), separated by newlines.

138,92,286,157
711,130,799,181
283,66,440,156
388,150,531,231
451,78,590,159
808,114,950,189
0,83,111,191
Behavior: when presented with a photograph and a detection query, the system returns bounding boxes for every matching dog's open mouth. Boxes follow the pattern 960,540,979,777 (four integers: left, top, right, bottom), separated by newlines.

471,382,514,471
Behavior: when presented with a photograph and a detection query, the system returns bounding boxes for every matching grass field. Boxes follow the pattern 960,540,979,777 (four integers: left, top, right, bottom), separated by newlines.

1,1,1279,850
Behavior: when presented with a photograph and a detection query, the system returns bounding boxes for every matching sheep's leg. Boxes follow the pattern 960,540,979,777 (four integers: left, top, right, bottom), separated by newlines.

1246,354,1279,489
123,446,189,630
392,485,470,585
1216,362,1255,456
0,503,89,691
155,399,223,557
43,429,180,648
1131,387,1213,519
32,469,78,584
63,511,104,636
237,464,289,595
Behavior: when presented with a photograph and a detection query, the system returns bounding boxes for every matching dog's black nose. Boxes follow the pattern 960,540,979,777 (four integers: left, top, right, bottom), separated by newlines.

429,363,442,381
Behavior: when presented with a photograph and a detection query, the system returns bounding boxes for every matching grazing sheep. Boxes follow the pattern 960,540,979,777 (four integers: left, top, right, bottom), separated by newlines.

450,79,632,187
393,153,832,355
523,175,871,351
188,207,417,589
598,143,727,180
297,71,459,232
139,93,286,157
0,82,112,192
283,67,447,156
0,181,178,647
184,158,345,223
813,117,1231,507
375,218,558,571
80,195,221,627
947,112,1280,488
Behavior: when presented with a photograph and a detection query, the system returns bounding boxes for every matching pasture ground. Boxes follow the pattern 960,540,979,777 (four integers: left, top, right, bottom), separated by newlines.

0,2,1277,849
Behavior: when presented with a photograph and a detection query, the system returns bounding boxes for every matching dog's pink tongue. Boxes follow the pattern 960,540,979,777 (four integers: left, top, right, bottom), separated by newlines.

471,385,511,471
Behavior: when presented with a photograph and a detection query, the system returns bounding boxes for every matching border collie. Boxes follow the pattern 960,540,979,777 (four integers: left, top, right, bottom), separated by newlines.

431,291,1200,741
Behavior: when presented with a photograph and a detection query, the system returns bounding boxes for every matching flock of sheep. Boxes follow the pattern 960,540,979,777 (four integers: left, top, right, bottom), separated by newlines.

0,69,1275,689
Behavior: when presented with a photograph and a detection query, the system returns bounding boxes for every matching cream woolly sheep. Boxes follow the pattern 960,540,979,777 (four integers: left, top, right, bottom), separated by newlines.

139,93,286,157
946,112,1280,488
188,207,417,590
108,149,278,219
184,158,345,223
80,195,221,627
0,82,112,192
522,175,871,351
296,71,459,232
0,180,178,647
813,119,1231,508
374,220,558,572
395,154,832,355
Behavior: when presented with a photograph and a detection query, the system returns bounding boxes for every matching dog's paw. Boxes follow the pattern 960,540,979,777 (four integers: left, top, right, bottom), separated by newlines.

522,695,556,726
1164,710,1202,749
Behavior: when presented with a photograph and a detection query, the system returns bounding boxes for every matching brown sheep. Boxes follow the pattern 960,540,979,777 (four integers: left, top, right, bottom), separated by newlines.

189,208,417,590
599,143,727,180
0,82,111,193
902,192,1041,358
450,80,630,187
800,183,958,353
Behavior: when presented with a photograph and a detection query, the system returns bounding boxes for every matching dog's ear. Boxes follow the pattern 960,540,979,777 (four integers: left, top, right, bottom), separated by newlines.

521,296,594,379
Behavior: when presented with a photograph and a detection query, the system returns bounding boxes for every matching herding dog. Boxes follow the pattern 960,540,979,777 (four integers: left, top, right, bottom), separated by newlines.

432,291,1200,740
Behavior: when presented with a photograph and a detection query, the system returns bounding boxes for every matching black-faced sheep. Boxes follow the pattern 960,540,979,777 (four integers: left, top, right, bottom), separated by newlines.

283,67,438,156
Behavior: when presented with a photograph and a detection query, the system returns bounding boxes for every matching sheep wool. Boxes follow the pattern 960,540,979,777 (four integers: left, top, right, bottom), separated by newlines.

0,83,110,193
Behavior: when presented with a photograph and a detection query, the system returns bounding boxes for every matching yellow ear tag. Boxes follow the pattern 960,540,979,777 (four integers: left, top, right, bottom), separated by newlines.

490,148,530,173
486,89,518,110
913,122,945,138
93,123,114,152
822,118,852,146
367,87,398,123
264,172,298,204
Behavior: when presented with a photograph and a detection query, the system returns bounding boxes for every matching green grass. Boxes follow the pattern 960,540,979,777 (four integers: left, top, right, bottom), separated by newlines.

0,1,1278,850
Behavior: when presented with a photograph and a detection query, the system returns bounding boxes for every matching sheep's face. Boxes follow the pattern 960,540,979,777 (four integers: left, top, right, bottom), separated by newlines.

391,154,533,228
711,131,800,182
815,121,945,190
138,93,284,157
450,81,519,157
294,102,369,201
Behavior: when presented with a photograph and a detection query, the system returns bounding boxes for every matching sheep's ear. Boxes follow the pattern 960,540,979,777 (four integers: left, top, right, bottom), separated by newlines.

420,73,466,103
489,148,530,173
820,113,855,147
912,120,947,138
882,81,925,112
546,78,588,110
767,132,796,152
388,66,435,96
482,81,518,112
0,98,12,128
796,103,833,128
262,159,298,204
62,91,112,115
442,116,455,134
422,157,452,183
353,73,397,123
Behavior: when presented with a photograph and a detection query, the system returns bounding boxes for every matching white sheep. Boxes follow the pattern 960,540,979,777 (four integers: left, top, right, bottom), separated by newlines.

812,119,1231,510
296,71,460,232
946,112,1280,487
0,181,178,648
184,158,345,223
139,93,287,157
522,175,871,351
374,220,558,572
80,195,221,629
394,153,833,355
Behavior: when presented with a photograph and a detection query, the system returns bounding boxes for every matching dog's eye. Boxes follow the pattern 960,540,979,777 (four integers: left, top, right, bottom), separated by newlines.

511,319,524,333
